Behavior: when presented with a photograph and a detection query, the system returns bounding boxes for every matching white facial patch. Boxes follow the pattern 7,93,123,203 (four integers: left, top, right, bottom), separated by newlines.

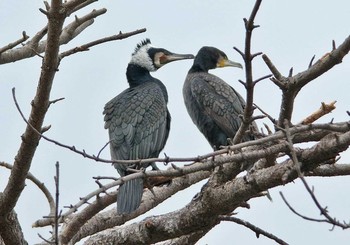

153,52,165,69
130,44,157,72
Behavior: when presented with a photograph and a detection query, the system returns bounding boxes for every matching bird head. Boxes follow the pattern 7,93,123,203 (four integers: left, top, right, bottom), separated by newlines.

192,46,243,72
130,39,194,71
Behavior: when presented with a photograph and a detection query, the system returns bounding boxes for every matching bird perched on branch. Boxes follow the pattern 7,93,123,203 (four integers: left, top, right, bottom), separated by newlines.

183,46,256,150
104,39,194,214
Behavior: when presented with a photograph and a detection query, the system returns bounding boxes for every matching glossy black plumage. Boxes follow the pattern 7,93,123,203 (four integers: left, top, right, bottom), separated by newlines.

183,46,255,149
104,39,193,214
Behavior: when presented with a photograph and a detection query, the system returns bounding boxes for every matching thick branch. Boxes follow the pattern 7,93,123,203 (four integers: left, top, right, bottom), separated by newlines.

155,229,210,245
63,170,210,244
83,131,350,244
0,1,66,243
306,164,350,177
0,0,64,216
0,210,28,245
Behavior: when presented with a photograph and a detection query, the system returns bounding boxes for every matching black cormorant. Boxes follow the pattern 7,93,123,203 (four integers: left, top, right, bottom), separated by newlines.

104,39,194,214
183,46,256,150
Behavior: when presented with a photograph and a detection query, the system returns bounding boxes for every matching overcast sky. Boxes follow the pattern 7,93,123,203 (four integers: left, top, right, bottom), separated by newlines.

1,0,350,244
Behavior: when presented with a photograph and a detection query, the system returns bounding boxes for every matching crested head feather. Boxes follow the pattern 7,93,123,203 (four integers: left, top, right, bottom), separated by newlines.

130,38,156,71
133,39,151,55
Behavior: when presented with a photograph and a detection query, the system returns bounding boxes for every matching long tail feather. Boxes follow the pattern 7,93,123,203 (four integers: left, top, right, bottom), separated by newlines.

117,178,143,214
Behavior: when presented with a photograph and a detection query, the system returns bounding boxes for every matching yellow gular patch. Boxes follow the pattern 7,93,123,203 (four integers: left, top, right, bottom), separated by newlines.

217,57,226,67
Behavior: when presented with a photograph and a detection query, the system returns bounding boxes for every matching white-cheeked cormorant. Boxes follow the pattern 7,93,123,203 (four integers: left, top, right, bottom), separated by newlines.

104,39,194,214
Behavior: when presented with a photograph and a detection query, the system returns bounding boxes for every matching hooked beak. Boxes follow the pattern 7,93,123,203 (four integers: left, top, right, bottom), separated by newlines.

217,58,243,69
160,52,195,65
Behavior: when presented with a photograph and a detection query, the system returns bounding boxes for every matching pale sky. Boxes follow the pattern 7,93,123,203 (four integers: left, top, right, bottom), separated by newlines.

1,1,350,244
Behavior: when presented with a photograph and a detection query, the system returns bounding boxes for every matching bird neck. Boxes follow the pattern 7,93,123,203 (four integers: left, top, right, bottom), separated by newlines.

188,59,212,73
189,55,216,73
189,65,208,73
126,64,153,87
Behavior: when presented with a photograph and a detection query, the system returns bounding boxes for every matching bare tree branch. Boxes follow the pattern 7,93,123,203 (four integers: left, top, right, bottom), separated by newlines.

306,164,350,177
61,169,210,244
281,120,350,230
280,191,350,230
82,130,350,244
2,1,350,244
232,0,262,144
0,0,65,222
13,86,350,172
219,215,289,245
59,28,147,60
59,8,107,45
300,101,337,124
263,35,350,127
0,161,55,217
66,0,99,16
155,229,210,245
54,162,60,245
0,209,28,245
0,31,29,54
0,1,70,243
0,8,106,64
63,0,97,13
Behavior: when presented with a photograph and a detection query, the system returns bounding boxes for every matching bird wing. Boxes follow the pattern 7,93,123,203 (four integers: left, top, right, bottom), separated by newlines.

103,82,170,174
190,73,245,137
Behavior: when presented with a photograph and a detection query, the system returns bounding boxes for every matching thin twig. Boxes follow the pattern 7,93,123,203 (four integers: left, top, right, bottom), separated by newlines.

96,140,112,158
54,162,60,245
59,28,147,60
282,119,350,230
38,233,55,244
12,88,350,169
253,74,272,85
308,55,316,68
279,192,327,223
288,67,293,77
219,215,289,245
253,103,277,124
49,97,65,106
232,0,263,144
261,54,284,82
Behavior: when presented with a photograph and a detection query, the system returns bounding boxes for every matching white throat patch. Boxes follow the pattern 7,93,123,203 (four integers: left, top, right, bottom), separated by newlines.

130,44,157,72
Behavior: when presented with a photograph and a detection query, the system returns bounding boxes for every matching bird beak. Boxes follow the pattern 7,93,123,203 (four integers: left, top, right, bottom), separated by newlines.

159,52,195,65
218,58,243,69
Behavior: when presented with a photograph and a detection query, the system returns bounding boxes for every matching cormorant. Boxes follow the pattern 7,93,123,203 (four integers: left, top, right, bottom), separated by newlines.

183,46,256,150
104,39,194,214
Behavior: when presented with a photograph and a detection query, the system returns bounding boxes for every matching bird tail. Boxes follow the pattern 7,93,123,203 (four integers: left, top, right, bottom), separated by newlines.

117,178,144,214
